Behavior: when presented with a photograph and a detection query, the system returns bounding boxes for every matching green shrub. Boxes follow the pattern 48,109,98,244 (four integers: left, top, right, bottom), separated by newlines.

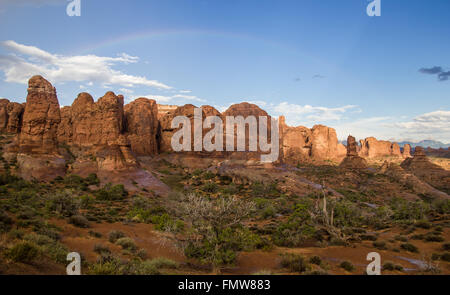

96,183,127,201
6,241,40,263
280,254,310,273
400,243,419,253
309,256,322,265
0,210,13,233
360,234,377,241
340,261,354,272
394,235,408,242
442,243,450,251
88,230,102,238
94,244,111,255
108,230,125,243
424,234,444,242
415,220,432,229
441,253,450,262
115,237,137,251
147,257,178,269
383,262,395,271
202,182,218,193
45,190,79,217
373,241,387,250
85,173,100,185
69,215,90,228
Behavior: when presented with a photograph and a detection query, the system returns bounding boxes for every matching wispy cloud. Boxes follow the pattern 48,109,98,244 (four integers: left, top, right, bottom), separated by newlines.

0,40,172,89
127,93,205,104
272,102,358,122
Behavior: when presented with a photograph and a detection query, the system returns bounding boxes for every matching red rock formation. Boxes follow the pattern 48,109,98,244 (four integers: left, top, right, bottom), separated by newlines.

279,118,346,164
279,116,311,163
359,137,403,158
339,135,368,169
0,99,24,134
8,76,66,180
391,143,402,156
310,125,343,161
57,91,137,170
402,144,412,158
124,98,159,156
19,76,61,154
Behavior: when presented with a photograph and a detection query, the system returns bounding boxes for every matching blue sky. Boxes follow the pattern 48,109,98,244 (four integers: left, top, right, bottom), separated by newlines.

0,0,449,143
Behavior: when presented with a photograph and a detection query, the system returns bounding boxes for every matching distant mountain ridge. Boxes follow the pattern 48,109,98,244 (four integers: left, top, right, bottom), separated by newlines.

339,139,450,149
398,140,450,149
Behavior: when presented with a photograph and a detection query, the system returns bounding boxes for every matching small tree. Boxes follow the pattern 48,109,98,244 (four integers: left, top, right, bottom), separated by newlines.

178,194,256,273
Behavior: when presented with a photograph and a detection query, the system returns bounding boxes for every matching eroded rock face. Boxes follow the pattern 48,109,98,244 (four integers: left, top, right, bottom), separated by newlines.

279,118,346,164
310,125,342,161
0,99,24,134
57,91,137,171
359,137,403,158
339,135,368,169
124,98,159,156
19,76,61,154
279,116,311,163
403,144,412,158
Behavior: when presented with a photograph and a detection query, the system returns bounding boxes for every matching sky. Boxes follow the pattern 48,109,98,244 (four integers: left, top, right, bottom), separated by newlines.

0,0,449,143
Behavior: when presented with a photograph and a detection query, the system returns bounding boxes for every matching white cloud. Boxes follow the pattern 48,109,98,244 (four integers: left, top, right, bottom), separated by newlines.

172,94,205,102
0,40,171,89
332,111,450,143
127,93,205,104
179,90,192,94
118,88,134,95
272,102,358,122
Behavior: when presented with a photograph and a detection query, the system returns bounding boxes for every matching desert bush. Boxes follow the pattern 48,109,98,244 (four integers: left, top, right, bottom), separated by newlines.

424,234,444,242
280,254,310,273
108,230,125,243
442,243,450,251
115,237,137,251
400,243,419,253
383,262,395,271
69,215,90,228
0,210,13,233
147,257,178,269
136,249,147,260
340,261,354,272
415,220,432,229
179,194,257,267
394,235,408,242
373,241,387,250
85,173,100,186
441,253,450,262
309,256,322,265
45,190,79,217
6,241,40,263
23,233,68,264
390,198,430,221
88,230,102,238
360,234,378,241
94,244,111,255
96,183,127,201
201,182,218,193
